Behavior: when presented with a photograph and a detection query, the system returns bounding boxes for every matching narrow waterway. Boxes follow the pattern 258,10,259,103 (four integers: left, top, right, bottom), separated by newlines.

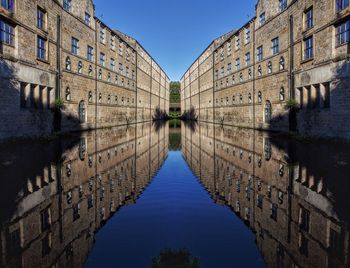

0,121,349,268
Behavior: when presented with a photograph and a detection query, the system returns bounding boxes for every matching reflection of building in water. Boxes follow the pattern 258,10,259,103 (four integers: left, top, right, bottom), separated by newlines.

0,123,168,268
182,122,350,268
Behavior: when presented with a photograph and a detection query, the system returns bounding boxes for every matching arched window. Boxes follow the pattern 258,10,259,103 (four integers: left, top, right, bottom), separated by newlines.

107,94,111,104
98,69,102,80
268,61,272,74
121,78,124,86
258,91,262,103
107,72,111,82
232,95,235,104
65,87,71,101
248,69,252,80
98,93,102,103
88,91,93,103
279,57,285,70
66,57,71,71
239,94,243,104
258,65,262,76
280,87,285,101
239,72,243,82
226,96,229,104
232,75,235,84
264,100,272,123
248,93,252,104
79,101,86,123
115,96,118,104
88,65,93,77
115,75,118,84
78,61,83,74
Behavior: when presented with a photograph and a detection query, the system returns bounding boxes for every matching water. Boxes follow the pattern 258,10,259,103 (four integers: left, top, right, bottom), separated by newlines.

1,122,349,268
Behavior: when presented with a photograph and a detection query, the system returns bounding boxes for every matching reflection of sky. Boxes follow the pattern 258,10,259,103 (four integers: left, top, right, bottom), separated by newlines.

85,151,265,268
93,0,257,81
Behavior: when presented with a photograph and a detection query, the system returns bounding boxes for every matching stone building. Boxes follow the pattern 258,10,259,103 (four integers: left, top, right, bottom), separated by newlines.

0,0,170,140
182,122,350,268
0,122,169,267
181,0,350,139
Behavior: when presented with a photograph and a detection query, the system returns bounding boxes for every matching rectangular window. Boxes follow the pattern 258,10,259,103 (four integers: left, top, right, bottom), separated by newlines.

37,7,46,30
110,58,115,71
336,0,349,12
271,37,279,55
245,28,251,44
336,20,350,46
279,0,288,11
71,37,79,55
87,46,93,61
85,12,91,26
40,207,51,231
37,36,46,60
1,0,14,11
100,52,105,66
99,26,105,43
235,58,240,71
304,36,313,60
0,19,14,45
245,52,251,66
259,12,266,26
257,46,263,61
119,63,123,74
63,0,71,12
305,7,313,30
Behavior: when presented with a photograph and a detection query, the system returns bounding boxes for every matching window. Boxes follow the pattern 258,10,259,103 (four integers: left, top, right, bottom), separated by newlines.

98,69,102,80
99,26,105,43
85,12,91,26
78,61,83,74
259,12,266,26
119,42,123,55
37,7,46,30
304,7,313,30
126,66,129,77
258,65,262,76
336,20,350,46
245,52,251,66
98,93,102,103
271,203,278,221
248,69,252,80
0,0,14,11
88,91,93,103
279,57,285,70
235,58,240,71
88,65,93,77
65,57,71,70
227,42,232,54
0,19,14,45
299,207,310,232
107,73,111,82
245,28,251,44
271,37,279,55
304,36,313,60
248,93,252,103
87,46,93,61
265,101,272,123
235,35,240,49
268,61,272,73
71,37,79,55
221,66,224,77
63,0,71,11
100,52,105,66
79,101,86,123
239,72,243,82
279,0,287,12
280,87,285,101
258,91,262,103
227,63,232,73
118,63,123,74
110,58,115,71
110,36,115,49
37,36,46,60
257,46,263,62
65,87,70,101
40,207,51,231
336,0,349,12
215,70,219,80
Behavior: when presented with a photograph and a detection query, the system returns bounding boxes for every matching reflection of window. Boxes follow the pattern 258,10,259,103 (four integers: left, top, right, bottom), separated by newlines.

257,194,263,209
299,207,310,232
264,101,272,123
271,203,278,221
79,101,86,123
79,138,86,161
40,207,51,231
299,233,309,256
264,138,272,161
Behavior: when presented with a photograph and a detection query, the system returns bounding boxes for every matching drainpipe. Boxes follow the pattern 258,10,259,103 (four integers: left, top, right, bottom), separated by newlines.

252,19,256,229
94,20,98,130
135,51,138,123
212,51,215,124
55,15,62,132
289,15,295,101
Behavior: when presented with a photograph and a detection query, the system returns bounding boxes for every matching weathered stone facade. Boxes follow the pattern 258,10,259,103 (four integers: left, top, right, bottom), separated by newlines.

181,0,350,139
0,0,170,140
0,122,168,267
182,122,350,268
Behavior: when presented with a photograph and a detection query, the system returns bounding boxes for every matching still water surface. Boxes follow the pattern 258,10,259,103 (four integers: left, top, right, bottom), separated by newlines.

0,122,349,268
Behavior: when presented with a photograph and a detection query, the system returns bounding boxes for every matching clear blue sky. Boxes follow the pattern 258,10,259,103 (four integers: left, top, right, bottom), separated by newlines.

94,0,257,81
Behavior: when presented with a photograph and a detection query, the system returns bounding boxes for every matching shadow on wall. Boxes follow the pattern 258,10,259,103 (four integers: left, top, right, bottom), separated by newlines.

180,107,198,121
0,58,85,140
267,57,350,139
152,107,168,121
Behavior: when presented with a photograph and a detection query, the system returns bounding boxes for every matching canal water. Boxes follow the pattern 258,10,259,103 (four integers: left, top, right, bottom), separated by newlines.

1,121,349,268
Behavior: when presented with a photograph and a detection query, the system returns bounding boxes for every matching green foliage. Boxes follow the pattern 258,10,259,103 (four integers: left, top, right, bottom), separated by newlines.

170,81,181,103
286,99,299,110
151,249,200,268
54,98,64,110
